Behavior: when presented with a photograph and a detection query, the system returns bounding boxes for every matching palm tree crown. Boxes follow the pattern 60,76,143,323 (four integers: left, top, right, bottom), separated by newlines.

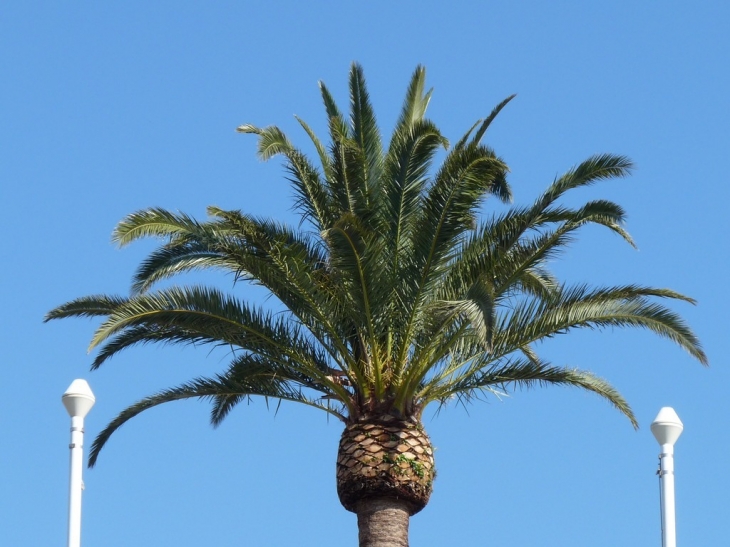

47,64,705,540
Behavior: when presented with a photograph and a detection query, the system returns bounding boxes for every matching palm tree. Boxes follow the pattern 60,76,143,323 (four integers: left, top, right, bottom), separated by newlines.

46,64,706,547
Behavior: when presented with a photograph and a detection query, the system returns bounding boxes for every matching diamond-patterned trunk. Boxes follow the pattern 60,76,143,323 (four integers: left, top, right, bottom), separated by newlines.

336,414,435,515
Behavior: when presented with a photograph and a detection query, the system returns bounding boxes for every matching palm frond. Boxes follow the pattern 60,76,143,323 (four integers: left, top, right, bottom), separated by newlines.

319,80,346,130
131,244,235,294
427,358,638,428
113,208,205,247
45,295,130,321
88,371,343,467
539,154,633,209
469,94,516,146
209,352,348,425
441,193,637,305
349,62,383,191
382,119,448,273
394,65,433,131
237,125,337,229
395,145,509,368
295,115,334,183
89,286,331,371
454,94,515,150
204,209,344,327
492,285,707,364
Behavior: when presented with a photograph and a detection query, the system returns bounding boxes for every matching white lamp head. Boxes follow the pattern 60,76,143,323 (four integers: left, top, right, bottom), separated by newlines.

651,406,683,446
62,379,96,418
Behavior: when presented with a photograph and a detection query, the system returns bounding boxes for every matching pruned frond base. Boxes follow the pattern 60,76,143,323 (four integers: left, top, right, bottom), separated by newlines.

336,415,435,515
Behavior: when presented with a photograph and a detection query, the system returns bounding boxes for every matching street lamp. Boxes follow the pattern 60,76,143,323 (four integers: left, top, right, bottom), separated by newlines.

62,379,95,547
651,407,683,547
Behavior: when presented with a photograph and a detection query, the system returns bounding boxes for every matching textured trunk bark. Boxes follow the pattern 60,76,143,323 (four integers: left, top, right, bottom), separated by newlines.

336,415,434,514
337,414,435,546
356,497,411,547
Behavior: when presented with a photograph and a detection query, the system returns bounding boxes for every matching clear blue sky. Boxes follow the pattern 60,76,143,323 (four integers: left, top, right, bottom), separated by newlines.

2,2,727,545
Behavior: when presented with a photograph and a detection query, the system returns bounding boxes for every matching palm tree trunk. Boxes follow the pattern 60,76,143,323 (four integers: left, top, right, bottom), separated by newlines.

356,497,411,547
337,415,435,546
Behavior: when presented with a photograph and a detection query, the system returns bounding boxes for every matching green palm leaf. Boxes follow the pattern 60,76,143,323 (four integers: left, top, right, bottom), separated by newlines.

430,358,638,428
88,370,341,467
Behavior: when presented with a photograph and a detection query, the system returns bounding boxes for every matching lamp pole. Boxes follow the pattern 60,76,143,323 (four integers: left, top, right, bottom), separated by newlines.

651,407,683,547
62,379,95,547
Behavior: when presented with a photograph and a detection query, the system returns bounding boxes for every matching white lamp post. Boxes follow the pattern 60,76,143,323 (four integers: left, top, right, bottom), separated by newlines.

651,407,683,547
62,379,95,547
